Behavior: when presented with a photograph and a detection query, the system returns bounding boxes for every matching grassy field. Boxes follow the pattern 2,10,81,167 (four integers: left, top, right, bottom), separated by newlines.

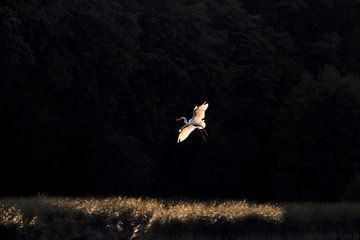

0,196,359,239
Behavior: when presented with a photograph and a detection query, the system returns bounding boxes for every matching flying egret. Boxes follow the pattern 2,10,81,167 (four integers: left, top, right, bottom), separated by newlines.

177,101,209,143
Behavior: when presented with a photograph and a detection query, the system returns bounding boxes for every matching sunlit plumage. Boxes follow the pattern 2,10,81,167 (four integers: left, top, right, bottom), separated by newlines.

177,102,209,143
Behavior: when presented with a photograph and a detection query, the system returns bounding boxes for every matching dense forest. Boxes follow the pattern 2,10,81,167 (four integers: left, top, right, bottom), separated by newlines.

1,0,360,201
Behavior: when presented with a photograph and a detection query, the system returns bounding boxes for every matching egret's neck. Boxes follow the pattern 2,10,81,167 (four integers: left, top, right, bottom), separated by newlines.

180,117,188,124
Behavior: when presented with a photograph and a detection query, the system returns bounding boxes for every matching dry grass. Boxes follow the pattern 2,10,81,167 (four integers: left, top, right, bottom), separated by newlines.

0,197,359,240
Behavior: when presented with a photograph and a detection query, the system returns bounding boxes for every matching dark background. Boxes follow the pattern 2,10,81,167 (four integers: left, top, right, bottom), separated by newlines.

1,0,360,201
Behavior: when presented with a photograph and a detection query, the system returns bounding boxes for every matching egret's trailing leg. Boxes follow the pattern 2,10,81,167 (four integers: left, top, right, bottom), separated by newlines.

200,129,207,142
202,128,208,136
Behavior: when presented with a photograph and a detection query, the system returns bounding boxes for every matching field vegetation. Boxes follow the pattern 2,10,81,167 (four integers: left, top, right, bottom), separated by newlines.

1,196,359,239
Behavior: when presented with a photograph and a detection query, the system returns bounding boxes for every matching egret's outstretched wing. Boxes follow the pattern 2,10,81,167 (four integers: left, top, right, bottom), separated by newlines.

177,124,196,143
192,101,208,122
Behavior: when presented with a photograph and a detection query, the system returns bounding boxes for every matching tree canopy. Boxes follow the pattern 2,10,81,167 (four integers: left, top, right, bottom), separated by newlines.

1,0,360,200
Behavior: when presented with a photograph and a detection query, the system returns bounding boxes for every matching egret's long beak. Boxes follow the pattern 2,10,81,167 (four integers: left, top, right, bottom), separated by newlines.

176,118,181,121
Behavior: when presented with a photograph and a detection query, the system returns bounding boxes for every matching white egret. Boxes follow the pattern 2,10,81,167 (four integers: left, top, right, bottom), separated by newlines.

176,101,209,143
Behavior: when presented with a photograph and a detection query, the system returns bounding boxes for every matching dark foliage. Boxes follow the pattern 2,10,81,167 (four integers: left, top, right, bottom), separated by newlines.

0,0,359,200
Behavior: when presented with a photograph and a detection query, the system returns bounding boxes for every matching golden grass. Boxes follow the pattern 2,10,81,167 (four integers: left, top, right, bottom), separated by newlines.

0,196,283,225
1,197,359,240
0,196,282,239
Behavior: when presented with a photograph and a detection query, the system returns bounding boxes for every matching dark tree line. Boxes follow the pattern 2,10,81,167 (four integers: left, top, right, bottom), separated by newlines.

1,0,360,200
